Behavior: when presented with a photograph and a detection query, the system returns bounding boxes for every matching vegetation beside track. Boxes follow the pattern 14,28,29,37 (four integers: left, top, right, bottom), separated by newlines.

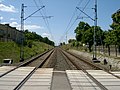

0,41,53,64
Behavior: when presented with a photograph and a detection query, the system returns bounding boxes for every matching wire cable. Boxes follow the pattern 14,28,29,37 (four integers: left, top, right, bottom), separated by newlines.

59,0,91,43
59,0,84,43
33,0,55,42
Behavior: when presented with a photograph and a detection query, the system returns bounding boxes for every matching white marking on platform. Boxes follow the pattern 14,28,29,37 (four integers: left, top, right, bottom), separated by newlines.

20,68,53,90
111,71,120,77
87,70,120,90
0,66,16,75
0,67,35,90
66,70,101,90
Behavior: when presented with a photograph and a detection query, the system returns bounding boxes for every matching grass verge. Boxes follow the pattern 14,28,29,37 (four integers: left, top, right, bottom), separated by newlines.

0,41,53,64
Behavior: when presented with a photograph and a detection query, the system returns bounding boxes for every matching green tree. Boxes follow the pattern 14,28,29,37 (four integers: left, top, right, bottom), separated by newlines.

75,21,104,52
75,21,90,41
103,9,120,56
104,30,117,56
68,39,76,43
110,9,120,53
24,30,54,46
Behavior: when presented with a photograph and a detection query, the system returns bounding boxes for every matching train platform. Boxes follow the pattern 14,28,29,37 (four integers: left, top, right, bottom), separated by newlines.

0,66,120,90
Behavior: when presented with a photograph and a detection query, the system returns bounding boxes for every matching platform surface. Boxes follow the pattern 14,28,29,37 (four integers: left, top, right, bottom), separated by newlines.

0,67,35,90
66,70,120,90
87,70,120,90
66,70,101,90
0,66,16,76
20,68,53,90
0,66,120,90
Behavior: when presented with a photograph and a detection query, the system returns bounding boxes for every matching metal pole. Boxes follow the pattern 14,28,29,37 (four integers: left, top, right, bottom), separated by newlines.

66,32,67,44
66,32,67,50
20,4,24,62
19,4,45,62
93,0,97,60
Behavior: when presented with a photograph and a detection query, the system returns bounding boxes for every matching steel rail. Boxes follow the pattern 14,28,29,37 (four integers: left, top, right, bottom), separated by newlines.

66,50,103,70
60,49,108,90
0,49,53,78
65,49,120,79
14,49,54,90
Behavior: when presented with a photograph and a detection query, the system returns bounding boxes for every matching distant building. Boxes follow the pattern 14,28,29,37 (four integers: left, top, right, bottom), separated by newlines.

0,24,23,43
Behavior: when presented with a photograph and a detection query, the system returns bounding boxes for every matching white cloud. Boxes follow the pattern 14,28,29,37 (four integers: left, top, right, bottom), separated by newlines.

0,16,3,20
42,33,51,38
8,22,43,31
10,18,17,21
24,25,43,30
9,21,19,27
1,22,9,24
0,4,17,13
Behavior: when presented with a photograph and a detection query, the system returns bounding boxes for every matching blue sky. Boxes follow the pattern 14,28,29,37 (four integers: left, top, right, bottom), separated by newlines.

0,0,120,45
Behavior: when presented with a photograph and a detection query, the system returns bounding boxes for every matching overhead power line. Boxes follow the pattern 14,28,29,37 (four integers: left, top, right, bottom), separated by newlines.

33,0,55,42
24,6,45,21
59,0,91,44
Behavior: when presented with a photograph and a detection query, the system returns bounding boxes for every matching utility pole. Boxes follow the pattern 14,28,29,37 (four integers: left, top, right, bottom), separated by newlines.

66,32,68,50
93,0,97,61
20,4,45,62
20,4,25,62
76,0,99,62
66,32,67,44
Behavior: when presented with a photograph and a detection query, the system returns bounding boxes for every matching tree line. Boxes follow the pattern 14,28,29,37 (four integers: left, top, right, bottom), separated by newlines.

69,9,120,56
24,30,54,48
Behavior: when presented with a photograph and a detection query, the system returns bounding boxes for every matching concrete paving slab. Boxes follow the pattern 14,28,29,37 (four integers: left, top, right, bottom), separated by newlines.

0,78,23,81
20,68,53,90
96,78,120,82
30,76,52,78
21,86,50,90
106,86,120,90
0,67,35,90
111,71,120,77
71,82,97,86
72,87,101,90
0,85,17,90
69,79,93,82
0,81,20,85
0,66,15,75
100,81,120,85
66,70,100,90
27,78,51,82
24,81,51,85
87,70,120,90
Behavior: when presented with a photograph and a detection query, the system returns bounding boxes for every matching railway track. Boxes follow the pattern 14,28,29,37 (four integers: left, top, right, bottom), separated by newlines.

0,48,55,90
0,49,54,78
58,48,108,90
0,47,120,90
59,48,102,70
